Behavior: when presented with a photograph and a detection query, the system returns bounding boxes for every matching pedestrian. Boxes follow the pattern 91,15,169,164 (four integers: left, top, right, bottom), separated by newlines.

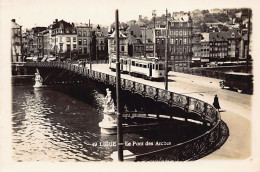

213,95,221,111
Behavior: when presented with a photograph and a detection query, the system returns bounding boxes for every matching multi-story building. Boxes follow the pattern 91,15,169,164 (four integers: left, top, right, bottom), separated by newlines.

127,24,145,57
141,27,154,57
42,29,52,58
75,23,91,59
22,32,29,60
168,14,193,68
209,32,228,61
200,33,210,65
226,29,242,60
108,30,128,57
191,33,202,67
50,19,77,60
11,19,22,62
95,25,108,60
154,27,166,59
23,27,46,60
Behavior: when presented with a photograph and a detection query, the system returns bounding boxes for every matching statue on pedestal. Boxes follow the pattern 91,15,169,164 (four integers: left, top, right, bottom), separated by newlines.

103,88,115,114
99,88,117,134
34,68,44,88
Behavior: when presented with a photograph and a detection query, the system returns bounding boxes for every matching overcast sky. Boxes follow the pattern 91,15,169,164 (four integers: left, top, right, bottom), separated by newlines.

1,0,257,29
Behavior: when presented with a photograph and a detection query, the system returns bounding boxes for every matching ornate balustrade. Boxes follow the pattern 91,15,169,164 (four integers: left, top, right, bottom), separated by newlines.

24,62,220,126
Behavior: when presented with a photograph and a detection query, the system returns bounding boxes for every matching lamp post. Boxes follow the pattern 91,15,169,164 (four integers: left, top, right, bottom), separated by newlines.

115,9,123,162
164,9,169,90
152,10,157,57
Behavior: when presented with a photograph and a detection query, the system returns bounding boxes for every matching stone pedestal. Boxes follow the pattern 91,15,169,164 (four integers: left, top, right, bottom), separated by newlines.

99,105,117,135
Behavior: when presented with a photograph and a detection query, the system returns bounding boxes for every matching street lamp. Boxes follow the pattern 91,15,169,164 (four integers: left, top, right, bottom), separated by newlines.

152,10,157,57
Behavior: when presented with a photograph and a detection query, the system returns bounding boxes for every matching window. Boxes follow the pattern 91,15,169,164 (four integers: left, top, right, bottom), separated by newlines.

179,39,182,45
67,44,71,52
159,64,164,70
79,39,82,45
179,31,182,36
84,47,87,54
73,37,76,42
157,39,160,44
175,39,178,45
162,30,166,36
79,47,82,54
161,39,164,44
73,44,76,50
60,44,63,52
121,46,124,52
132,61,135,66
78,31,82,36
66,37,70,42
83,39,87,45
183,38,187,44
83,31,86,36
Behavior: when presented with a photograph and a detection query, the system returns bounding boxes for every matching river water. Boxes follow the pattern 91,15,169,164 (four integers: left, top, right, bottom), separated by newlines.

12,82,207,162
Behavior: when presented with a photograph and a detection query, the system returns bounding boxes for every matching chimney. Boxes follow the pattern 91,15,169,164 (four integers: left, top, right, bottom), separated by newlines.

12,19,16,23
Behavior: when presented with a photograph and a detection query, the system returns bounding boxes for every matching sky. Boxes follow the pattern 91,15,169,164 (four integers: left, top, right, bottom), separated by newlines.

1,0,258,29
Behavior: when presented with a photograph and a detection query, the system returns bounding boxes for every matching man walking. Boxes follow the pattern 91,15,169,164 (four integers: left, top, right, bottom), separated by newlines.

213,95,221,111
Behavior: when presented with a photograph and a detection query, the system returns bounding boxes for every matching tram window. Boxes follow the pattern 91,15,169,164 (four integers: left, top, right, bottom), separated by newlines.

140,64,143,67
132,61,135,66
153,64,154,69
156,64,159,70
159,64,164,70
143,64,147,68
124,60,127,65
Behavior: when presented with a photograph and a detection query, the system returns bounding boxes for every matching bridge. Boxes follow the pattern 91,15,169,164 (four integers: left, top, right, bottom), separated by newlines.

21,61,228,161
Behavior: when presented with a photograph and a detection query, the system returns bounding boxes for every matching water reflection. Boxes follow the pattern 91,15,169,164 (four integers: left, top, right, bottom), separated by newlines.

12,85,207,161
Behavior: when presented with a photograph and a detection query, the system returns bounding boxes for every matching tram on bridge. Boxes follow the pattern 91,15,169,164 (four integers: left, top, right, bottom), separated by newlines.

109,56,166,80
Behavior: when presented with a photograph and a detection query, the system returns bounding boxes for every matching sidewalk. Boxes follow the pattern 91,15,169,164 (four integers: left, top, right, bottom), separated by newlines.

169,71,252,160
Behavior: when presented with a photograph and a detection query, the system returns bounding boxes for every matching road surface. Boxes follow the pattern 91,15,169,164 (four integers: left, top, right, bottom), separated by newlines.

87,63,252,160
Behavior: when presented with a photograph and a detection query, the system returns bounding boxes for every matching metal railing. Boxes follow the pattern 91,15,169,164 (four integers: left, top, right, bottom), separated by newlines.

24,61,223,160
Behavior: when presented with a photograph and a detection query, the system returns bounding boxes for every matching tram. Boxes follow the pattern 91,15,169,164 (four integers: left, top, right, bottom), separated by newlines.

109,56,166,80
219,72,253,93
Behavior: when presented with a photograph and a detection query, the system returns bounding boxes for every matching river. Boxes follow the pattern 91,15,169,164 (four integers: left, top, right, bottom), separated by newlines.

12,81,207,161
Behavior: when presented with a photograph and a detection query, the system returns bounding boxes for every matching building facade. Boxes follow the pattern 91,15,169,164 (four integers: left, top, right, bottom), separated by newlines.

50,19,77,60
95,26,108,60
108,30,128,57
75,23,91,59
168,14,193,68
11,19,22,62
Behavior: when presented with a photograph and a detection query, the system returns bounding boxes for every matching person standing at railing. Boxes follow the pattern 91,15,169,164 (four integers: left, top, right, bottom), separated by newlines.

213,95,221,112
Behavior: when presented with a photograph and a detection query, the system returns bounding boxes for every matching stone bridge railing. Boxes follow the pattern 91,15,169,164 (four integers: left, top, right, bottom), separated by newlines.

25,61,220,126
25,61,225,160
